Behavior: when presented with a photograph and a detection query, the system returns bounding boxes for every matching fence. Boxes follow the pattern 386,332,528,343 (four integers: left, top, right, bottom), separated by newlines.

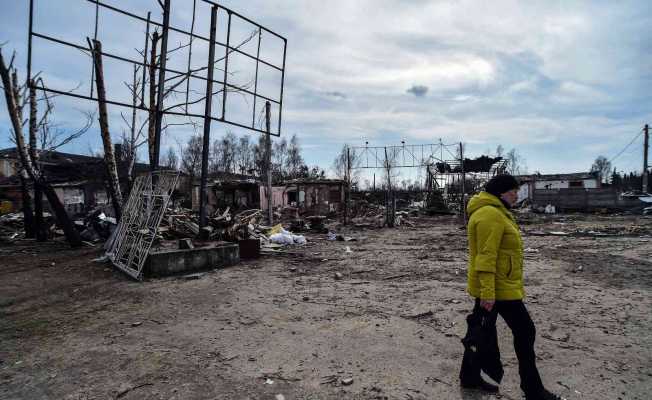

532,188,641,211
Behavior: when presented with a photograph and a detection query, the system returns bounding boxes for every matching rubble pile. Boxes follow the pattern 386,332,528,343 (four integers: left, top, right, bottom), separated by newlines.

0,212,25,242
160,207,270,242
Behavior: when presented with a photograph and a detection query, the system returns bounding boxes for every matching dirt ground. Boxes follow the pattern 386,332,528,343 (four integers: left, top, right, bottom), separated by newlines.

1,213,651,400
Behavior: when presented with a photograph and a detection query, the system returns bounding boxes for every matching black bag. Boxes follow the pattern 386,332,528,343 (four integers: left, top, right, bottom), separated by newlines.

460,304,504,384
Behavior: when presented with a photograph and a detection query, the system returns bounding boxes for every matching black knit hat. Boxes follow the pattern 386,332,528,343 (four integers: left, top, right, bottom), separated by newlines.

485,174,520,197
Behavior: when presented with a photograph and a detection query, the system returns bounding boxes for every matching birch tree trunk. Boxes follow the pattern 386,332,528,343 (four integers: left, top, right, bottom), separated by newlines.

29,81,46,241
90,39,123,220
19,169,36,238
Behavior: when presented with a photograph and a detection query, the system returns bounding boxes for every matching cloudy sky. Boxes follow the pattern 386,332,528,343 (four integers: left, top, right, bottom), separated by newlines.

1,0,651,179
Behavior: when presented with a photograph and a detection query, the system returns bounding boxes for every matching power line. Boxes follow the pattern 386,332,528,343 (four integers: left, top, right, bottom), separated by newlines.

608,129,644,164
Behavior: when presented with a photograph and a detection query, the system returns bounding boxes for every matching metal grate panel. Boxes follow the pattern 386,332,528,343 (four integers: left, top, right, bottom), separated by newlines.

107,171,179,280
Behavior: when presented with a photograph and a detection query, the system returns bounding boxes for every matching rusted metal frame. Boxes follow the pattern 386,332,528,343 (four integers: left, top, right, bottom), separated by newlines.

221,11,232,120
30,31,282,110
85,0,284,73
90,0,99,97
251,29,262,128
199,5,219,229
34,83,282,137
199,0,286,40
277,38,288,136
184,0,197,113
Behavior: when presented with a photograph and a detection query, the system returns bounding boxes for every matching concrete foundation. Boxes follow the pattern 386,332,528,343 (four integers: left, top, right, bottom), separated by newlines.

145,242,239,277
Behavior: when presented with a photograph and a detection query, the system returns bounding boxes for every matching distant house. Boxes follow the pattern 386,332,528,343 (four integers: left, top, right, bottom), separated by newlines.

516,172,600,202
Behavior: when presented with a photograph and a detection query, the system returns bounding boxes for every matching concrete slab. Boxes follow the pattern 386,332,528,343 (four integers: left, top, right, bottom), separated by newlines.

145,242,239,277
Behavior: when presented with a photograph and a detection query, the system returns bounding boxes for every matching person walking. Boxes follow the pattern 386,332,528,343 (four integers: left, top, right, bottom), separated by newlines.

459,174,564,400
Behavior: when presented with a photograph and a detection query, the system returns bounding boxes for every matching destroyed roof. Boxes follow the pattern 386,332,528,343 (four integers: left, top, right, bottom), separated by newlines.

0,147,149,169
192,171,259,186
516,172,598,182
0,147,101,165
0,147,151,184
281,178,345,185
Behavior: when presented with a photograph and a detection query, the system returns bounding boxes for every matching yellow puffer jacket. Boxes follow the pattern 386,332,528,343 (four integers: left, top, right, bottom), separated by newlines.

466,191,524,300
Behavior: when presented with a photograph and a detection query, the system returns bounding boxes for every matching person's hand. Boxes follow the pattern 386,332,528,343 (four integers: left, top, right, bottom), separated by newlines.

480,299,495,312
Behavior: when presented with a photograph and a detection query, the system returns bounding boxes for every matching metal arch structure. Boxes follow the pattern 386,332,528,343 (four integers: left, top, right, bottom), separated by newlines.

345,141,506,226
353,141,461,169
344,141,464,226
27,0,287,228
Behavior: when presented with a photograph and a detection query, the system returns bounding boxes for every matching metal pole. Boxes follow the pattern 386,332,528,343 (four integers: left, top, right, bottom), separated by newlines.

199,5,218,229
152,0,171,171
27,0,34,83
460,142,466,223
644,124,649,193
344,146,350,225
221,11,232,120
265,101,273,225
140,12,151,108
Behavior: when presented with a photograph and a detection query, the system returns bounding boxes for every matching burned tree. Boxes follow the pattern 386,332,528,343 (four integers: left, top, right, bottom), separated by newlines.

0,49,82,247
88,39,123,220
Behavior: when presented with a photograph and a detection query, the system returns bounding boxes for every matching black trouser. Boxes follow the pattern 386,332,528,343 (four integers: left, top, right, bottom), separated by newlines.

460,299,545,396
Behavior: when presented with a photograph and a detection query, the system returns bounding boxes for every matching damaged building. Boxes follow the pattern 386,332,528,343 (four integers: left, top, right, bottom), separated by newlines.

0,146,148,216
260,178,346,215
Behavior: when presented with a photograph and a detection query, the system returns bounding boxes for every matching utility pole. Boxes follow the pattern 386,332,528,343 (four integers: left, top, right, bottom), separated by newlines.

344,145,351,225
460,142,466,223
644,124,650,193
198,5,217,229
265,101,273,225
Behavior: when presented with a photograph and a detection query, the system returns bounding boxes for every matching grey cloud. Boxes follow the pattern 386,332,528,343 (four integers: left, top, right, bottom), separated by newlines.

324,91,347,99
407,85,429,97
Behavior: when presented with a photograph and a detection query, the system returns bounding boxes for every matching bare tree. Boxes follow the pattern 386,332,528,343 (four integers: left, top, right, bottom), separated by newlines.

495,144,505,158
285,134,305,179
505,148,526,175
120,64,148,189
163,146,178,169
272,137,288,181
0,48,82,246
236,136,252,175
590,155,612,184
332,144,361,186
253,133,268,178
180,135,203,199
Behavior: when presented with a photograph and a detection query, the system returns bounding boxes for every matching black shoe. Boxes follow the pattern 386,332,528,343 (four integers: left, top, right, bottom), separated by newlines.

460,377,499,393
525,389,566,400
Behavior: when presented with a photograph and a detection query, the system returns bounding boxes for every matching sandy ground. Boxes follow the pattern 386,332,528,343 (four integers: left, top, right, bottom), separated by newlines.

1,214,651,400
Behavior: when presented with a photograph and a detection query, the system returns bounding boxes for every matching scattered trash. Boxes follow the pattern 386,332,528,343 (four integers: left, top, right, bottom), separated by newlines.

131,322,142,327
265,378,274,385
544,204,556,214
334,272,343,280
341,377,354,386
269,227,307,245
344,246,352,254
275,395,285,400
